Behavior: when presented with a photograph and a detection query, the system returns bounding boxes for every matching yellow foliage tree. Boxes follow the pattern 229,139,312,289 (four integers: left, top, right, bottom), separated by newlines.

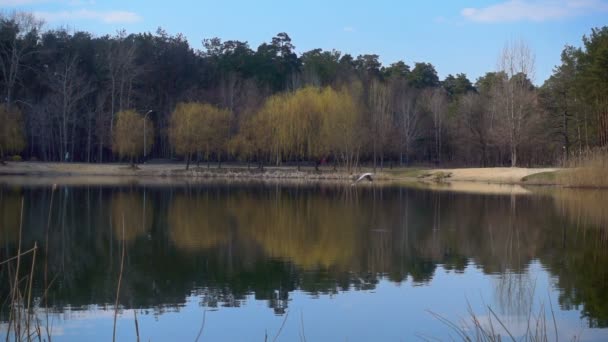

236,86,362,170
112,109,154,165
320,87,363,171
169,102,231,169
0,106,25,162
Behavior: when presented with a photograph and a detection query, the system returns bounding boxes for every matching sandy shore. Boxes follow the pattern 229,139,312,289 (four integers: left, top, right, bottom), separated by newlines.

421,167,559,183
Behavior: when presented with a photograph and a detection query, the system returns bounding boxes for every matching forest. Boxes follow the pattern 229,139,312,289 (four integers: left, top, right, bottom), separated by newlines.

0,11,607,169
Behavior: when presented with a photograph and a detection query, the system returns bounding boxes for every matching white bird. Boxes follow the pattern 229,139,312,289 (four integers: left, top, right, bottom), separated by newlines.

352,173,374,185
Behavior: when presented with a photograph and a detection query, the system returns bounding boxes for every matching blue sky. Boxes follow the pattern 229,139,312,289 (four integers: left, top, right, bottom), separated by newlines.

2,0,607,84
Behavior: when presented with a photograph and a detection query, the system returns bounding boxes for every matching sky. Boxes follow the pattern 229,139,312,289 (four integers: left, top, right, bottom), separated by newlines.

2,0,607,84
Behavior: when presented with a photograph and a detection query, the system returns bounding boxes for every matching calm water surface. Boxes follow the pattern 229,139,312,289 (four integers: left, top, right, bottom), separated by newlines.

0,180,607,341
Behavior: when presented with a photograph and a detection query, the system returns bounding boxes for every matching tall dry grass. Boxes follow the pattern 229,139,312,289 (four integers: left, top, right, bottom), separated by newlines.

559,147,608,188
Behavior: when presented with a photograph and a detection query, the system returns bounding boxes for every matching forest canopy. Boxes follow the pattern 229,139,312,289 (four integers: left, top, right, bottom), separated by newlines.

1,11,607,167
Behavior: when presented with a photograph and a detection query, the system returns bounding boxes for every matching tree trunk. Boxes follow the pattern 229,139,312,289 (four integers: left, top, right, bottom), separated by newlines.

186,153,191,170
373,143,377,173
511,146,517,167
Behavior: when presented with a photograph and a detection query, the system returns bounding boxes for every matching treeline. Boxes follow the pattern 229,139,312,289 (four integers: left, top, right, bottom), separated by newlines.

1,12,607,168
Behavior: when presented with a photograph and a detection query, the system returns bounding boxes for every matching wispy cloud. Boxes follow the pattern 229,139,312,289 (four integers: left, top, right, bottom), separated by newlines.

34,9,142,23
0,0,95,5
0,0,48,5
343,26,356,33
461,0,608,23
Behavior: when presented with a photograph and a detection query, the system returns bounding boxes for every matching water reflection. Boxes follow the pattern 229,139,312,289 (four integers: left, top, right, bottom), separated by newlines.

0,182,606,333
111,192,153,242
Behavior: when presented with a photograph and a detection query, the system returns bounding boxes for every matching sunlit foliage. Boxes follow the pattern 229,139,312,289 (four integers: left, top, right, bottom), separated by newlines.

112,109,154,164
238,86,362,170
169,102,231,169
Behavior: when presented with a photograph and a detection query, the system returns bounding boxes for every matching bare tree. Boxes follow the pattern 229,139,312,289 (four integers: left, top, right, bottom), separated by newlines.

106,31,138,140
497,39,536,167
46,54,93,160
368,79,392,171
458,93,494,166
422,87,448,163
391,80,422,165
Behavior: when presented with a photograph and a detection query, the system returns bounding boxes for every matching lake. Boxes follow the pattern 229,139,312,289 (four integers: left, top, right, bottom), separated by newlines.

0,179,607,341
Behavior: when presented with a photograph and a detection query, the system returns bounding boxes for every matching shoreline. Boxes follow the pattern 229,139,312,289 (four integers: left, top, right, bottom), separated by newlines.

0,161,562,184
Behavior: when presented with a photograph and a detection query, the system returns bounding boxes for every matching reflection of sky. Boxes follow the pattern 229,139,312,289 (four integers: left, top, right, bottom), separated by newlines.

7,262,606,341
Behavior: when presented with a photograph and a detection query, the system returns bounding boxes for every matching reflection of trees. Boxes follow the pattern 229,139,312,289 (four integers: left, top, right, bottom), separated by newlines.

538,225,608,327
168,194,231,250
111,192,153,242
552,189,608,235
0,189,20,246
0,183,607,327
230,191,361,270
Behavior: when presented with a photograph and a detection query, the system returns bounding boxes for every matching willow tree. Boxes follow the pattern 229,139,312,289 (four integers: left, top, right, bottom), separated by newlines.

251,87,326,169
0,106,25,163
112,109,154,166
229,113,269,169
252,94,289,166
241,86,362,170
320,87,363,171
289,87,327,168
169,102,231,169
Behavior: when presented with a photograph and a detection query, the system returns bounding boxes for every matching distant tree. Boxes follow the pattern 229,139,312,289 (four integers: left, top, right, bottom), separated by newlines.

0,12,42,107
199,104,231,168
301,48,341,86
112,109,154,166
0,106,25,162
106,31,138,141
421,88,449,163
497,39,537,166
383,61,410,80
409,62,439,88
539,46,580,157
580,27,608,146
458,92,493,165
45,54,93,161
368,79,392,171
320,87,363,171
169,102,231,169
391,79,422,165
243,86,362,170
443,73,474,98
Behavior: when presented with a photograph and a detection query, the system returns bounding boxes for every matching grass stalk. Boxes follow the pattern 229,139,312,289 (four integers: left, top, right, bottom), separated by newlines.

194,310,206,342
112,214,126,342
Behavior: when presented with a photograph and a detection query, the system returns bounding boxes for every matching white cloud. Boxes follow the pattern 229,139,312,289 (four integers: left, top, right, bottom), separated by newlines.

343,26,356,32
34,9,142,23
461,0,608,23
